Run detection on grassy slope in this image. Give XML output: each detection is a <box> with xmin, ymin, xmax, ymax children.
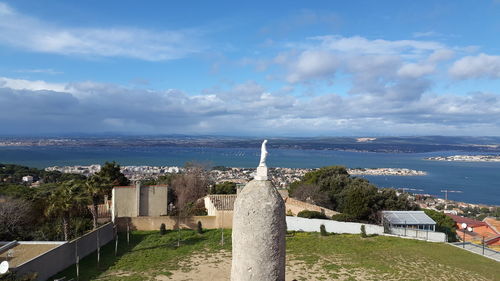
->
<box><xmin>53</xmin><ymin>230</ymin><xmax>499</xmax><ymax>281</ymax></box>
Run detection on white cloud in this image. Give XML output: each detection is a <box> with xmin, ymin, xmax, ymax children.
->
<box><xmin>312</xmin><ymin>35</ymin><xmax>445</xmax><ymax>58</ymax></box>
<box><xmin>0</xmin><ymin>2</ymin><xmax>13</xmax><ymax>15</ymax></box>
<box><xmin>397</xmin><ymin>63</ymin><xmax>435</xmax><ymax>78</ymax></box>
<box><xmin>412</xmin><ymin>31</ymin><xmax>440</xmax><ymax>38</ymax></box>
<box><xmin>286</xmin><ymin>50</ymin><xmax>339</xmax><ymax>83</ymax></box>
<box><xmin>0</xmin><ymin>77</ymin><xmax>70</xmax><ymax>92</ymax></box>
<box><xmin>15</xmin><ymin>69</ymin><xmax>62</xmax><ymax>75</ymax></box>
<box><xmin>449</xmin><ymin>53</ymin><xmax>500</xmax><ymax>79</ymax></box>
<box><xmin>0</xmin><ymin>2</ymin><xmax>203</xmax><ymax>61</ymax></box>
<box><xmin>1</xmin><ymin>77</ymin><xmax>500</xmax><ymax>136</ymax></box>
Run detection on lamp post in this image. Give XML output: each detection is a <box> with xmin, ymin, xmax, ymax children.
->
<box><xmin>461</xmin><ymin>223</ymin><xmax>467</xmax><ymax>248</ymax></box>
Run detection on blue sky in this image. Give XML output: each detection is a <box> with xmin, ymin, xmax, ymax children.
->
<box><xmin>1</xmin><ymin>0</ymin><xmax>500</xmax><ymax>136</ymax></box>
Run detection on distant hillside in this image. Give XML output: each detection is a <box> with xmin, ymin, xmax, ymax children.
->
<box><xmin>2</xmin><ymin>135</ymin><xmax>500</xmax><ymax>153</ymax></box>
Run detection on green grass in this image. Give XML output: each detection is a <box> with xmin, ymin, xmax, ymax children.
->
<box><xmin>286</xmin><ymin>232</ymin><xmax>499</xmax><ymax>280</ymax></box>
<box><xmin>53</xmin><ymin>230</ymin><xmax>500</xmax><ymax>281</ymax></box>
<box><xmin>53</xmin><ymin>229</ymin><xmax>231</xmax><ymax>281</ymax></box>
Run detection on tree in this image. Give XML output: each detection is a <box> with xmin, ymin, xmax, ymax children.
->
<box><xmin>423</xmin><ymin>209</ymin><xmax>458</xmax><ymax>242</ymax></box>
<box><xmin>0</xmin><ymin>198</ymin><xmax>34</xmax><ymax>240</ymax></box>
<box><xmin>45</xmin><ymin>180</ymin><xmax>87</xmax><ymax>240</ymax></box>
<box><xmin>171</xmin><ymin>164</ymin><xmax>211</xmax><ymax>215</ymax></box>
<box><xmin>85</xmin><ymin>174</ymin><xmax>112</xmax><ymax>229</ymax></box>
<box><xmin>289</xmin><ymin>165</ymin><xmax>417</xmax><ymax>223</ymax></box>
<box><xmin>97</xmin><ymin>161</ymin><xmax>129</xmax><ymax>186</ymax></box>
<box><xmin>211</xmin><ymin>181</ymin><xmax>237</xmax><ymax>194</ymax></box>
<box><xmin>290</xmin><ymin>184</ymin><xmax>330</xmax><ymax>207</ymax></box>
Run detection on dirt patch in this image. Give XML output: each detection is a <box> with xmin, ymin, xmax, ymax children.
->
<box><xmin>155</xmin><ymin>251</ymin><xmax>371</xmax><ymax>281</ymax></box>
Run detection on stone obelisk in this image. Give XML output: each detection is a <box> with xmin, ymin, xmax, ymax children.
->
<box><xmin>231</xmin><ymin>140</ymin><xmax>286</xmax><ymax>281</ymax></box>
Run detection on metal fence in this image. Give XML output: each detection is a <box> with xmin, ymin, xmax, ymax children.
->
<box><xmin>387</xmin><ymin>227</ymin><xmax>446</xmax><ymax>242</ymax></box>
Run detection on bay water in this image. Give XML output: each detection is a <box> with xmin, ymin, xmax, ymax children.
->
<box><xmin>0</xmin><ymin>146</ymin><xmax>498</xmax><ymax>206</ymax></box>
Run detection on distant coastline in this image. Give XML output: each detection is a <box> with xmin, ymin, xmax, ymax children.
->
<box><xmin>1</xmin><ymin>135</ymin><xmax>500</xmax><ymax>154</ymax></box>
<box><xmin>347</xmin><ymin>168</ymin><xmax>427</xmax><ymax>176</ymax></box>
<box><xmin>425</xmin><ymin>155</ymin><xmax>500</xmax><ymax>162</ymax></box>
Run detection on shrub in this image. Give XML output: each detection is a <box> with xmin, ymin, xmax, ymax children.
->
<box><xmin>160</xmin><ymin>223</ymin><xmax>167</xmax><ymax>235</ymax></box>
<box><xmin>320</xmin><ymin>224</ymin><xmax>327</xmax><ymax>236</ymax></box>
<box><xmin>286</xmin><ymin>209</ymin><xmax>294</xmax><ymax>216</ymax></box>
<box><xmin>360</xmin><ymin>225</ymin><xmax>367</xmax><ymax>238</ymax></box>
<box><xmin>297</xmin><ymin>210</ymin><xmax>328</xmax><ymax>219</ymax></box>
<box><xmin>197</xmin><ymin>221</ymin><xmax>203</xmax><ymax>234</ymax></box>
<box><xmin>331</xmin><ymin>213</ymin><xmax>357</xmax><ymax>222</ymax></box>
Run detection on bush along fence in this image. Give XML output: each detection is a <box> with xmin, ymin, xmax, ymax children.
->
<box><xmin>13</xmin><ymin>222</ymin><xmax>115</xmax><ymax>281</ymax></box>
<box><xmin>286</xmin><ymin>216</ymin><xmax>447</xmax><ymax>243</ymax></box>
<box><xmin>286</xmin><ymin>216</ymin><xmax>384</xmax><ymax>235</ymax></box>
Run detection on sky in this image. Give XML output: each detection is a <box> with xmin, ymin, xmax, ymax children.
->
<box><xmin>1</xmin><ymin>0</ymin><xmax>500</xmax><ymax>136</ymax></box>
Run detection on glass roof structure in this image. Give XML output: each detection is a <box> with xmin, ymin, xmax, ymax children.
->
<box><xmin>382</xmin><ymin>211</ymin><xmax>436</xmax><ymax>225</ymax></box>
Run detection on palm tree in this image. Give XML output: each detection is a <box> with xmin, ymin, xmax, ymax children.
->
<box><xmin>85</xmin><ymin>174</ymin><xmax>112</xmax><ymax>229</ymax></box>
<box><xmin>45</xmin><ymin>180</ymin><xmax>87</xmax><ymax>241</ymax></box>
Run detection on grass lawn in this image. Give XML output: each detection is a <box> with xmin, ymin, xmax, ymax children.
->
<box><xmin>53</xmin><ymin>230</ymin><xmax>499</xmax><ymax>281</ymax></box>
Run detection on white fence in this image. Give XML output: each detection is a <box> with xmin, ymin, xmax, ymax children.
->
<box><xmin>388</xmin><ymin>227</ymin><xmax>446</xmax><ymax>242</ymax></box>
<box><xmin>286</xmin><ymin>216</ymin><xmax>384</xmax><ymax>235</ymax></box>
<box><xmin>286</xmin><ymin>217</ymin><xmax>447</xmax><ymax>243</ymax></box>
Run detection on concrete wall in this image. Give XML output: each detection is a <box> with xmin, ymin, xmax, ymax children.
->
<box><xmin>112</xmin><ymin>185</ymin><xmax>168</xmax><ymax>218</ymax></box>
<box><xmin>286</xmin><ymin>216</ymin><xmax>384</xmax><ymax>235</ymax></box>
<box><xmin>14</xmin><ymin>223</ymin><xmax>115</xmax><ymax>281</ymax></box>
<box><xmin>389</xmin><ymin>227</ymin><xmax>446</xmax><ymax>242</ymax></box>
<box><xmin>141</xmin><ymin>186</ymin><xmax>168</xmax><ymax>216</ymax></box>
<box><xmin>115</xmin><ymin>215</ymin><xmax>233</xmax><ymax>231</ymax></box>
<box><xmin>112</xmin><ymin>186</ymin><xmax>137</xmax><ymax>217</ymax></box>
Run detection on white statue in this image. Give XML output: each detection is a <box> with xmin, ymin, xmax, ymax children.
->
<box><xmin>259</xmin><ymin>139</ymin><xmax>268</xmax><ymax>167</ymax></box>
<box><xmin>255</xmin><ymin>140</ymin><xmax>268</xmax><ymax>180</ymax></box>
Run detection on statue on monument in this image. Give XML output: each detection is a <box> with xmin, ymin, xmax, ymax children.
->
<box><xmin>259</xmin><ymin>139</ymin><xmax>268</xmax><ymax>167</ymax></box>
<box><xmin>255</xmin><ymin>139</ymin><xmax>268</xmax><ymax>180</ymax></box>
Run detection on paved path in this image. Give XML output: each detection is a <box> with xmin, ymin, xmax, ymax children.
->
<box><xmin>450</xmin><ymin>242</ymin><xmax>500</xmax><ymax>262</ymax></box>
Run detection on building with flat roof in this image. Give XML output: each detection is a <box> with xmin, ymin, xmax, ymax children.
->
<box><xmin>382</xmin><ymin>211</ymin><xmax>436</xmax><ymax>231</ymax></box>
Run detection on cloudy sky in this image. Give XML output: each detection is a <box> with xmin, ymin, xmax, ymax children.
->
<box><xmin>1</xmin><ymin>0</ymin><xmax>500</xmax><ymax>136</ymax></box>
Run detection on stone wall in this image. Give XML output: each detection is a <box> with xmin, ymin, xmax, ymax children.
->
<box><xmin>285</xmin><ymin>197</ymin><xmax>339</xmax><ymax>217</ymax></box>
<box><xmin>115</xmin><ymin>215</ymin><xmax>233</xmax><ymax>231</ymax></box>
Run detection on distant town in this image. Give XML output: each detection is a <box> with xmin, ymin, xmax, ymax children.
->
<box><xmin>44</xmin><ymin>165</ymin><xmax>426</xmax><ymax>188</ymax></box>
<box><xmin>425</xmin><ymin>155</ymin><xmax>500</xmax><ymax>162</ymax></box>
<box><xmin>43</xmin><ymin>164</ymin><xmax>498</xmax><ymax>213</ymax></box>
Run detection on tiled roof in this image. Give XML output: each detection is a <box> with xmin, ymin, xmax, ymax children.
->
<box><xmin>483</xmin><ymin>217</ymin><xmax>500</xmax><ymax>234</ymax></box>
<box><xmin>207</xmin><ymin>194</ymin><xmax>237</xmax><ymax>211</ymax></box>
<box><xmin>113</xmin><ymin>185</ymin><xmax>168</xmax><ymax>188</ymax></box>
<box><xmin>446</xmin><ymin>214</ymin><xmax>487</xmax><ymax>227</ymax></box>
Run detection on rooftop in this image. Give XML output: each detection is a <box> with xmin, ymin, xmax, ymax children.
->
<box><xmin>446</xmin><ymin>214</ymin><xmax>487</xmax><ymax>228</ymax></box>
<box><xmin>382</xmin><ymin>211</ymin><xmax>436</xmax><ymax>225</ymax></box>
<box><xmin>0</xmin><ymin>242</ymin><xmax>62</xmax><ymax>268</ymax></box>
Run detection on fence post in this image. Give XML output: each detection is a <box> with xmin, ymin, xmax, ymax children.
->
<box><xmin>482</xmin><ymin>236</ymin><xmax>485</xmax><ymax>255</ymax></box>
<box><xmin>127</xmin><ymin>223</ymin><xmax>130</xmax><ymax>246</ymax></box>
<box><xmin>97</xmin><ymin>228</ymin><xmax>100</xmax><ymax>268</ymax></box>
<box><xmin>76</xmin><ymin>255</ymin><xmax>79</xmax><ymax>281</ymax></box>
<box><xmin>115</xmin><ymin>228</ymin><xmax>119</xmax><ymax>256</ymax></box>
<box><xmin>75</xmin><ymin>240</ymin><xmax>79</xmax><ymax>281</ymax></box>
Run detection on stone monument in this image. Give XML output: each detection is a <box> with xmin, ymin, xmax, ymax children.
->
<box><xmin>231</xmin><ymin>140</ymin><xmax>286</xmax><ymax>281</ymax></box>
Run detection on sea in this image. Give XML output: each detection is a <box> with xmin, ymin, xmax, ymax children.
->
<box><xmin>0</xmin><ymin>146</ymin><xmax>499</xmax><ymax>206</ymax></box>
